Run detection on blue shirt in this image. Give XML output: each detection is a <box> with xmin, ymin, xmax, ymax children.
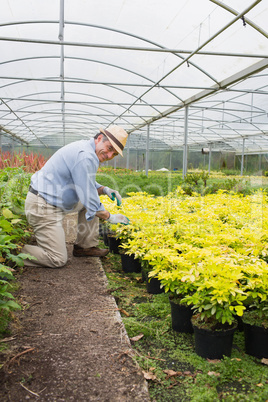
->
<box><xmin>31</xmin><ymin>138</ymin><xmax>105</xmax><ymax>220</ymax></box>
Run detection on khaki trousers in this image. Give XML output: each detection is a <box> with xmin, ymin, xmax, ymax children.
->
<box><xmin>22</xmin><ymin>192</ymin><xmax>99</xmax><ymax>268</ymax></box>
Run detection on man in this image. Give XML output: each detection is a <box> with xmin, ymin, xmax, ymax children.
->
<box><xmin>22</xmin><ymin>125</ymin><xmax>129</xmax><ymax>268</ymax></box>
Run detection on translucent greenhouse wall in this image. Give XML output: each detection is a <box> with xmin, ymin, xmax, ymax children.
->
<box><xmin>1</xmin><ymin>141</ymin><xmax>267</xmax><ymax>175</ymax></box>
<box><xmin>105</xmin><ymin>149</ymin><xmax>268</xmax><ymax>175</ymax></box>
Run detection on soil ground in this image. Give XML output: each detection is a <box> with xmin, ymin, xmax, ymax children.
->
<box><xmin>0</xmin><ymin>214</ymin><xmax>150</xmax><ymax>401</ymax></box>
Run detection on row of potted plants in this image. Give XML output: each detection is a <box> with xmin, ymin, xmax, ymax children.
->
<box><xmin>101</xmin><ymin>189</ymin><xmax>268</xmax><ymax>359</ymax></box>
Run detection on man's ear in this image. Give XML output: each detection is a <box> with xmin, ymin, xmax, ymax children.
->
<box><xmin>96</xmin><ymin>134</ymin><xmax>104</xmax><ymax>144</ymax></box>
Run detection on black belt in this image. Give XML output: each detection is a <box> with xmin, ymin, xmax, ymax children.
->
<box><xmin>29</xmin><ymin>185</ymin><xmax>39</xmax><ymax>196</ymax></box>
<box><xmin>28</xmin><ymin>186</ymin><xmax>57</xmax><ymax>208</ymax></box>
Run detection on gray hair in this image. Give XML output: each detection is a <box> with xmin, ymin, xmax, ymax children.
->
<box><xmin>94</xmin><ymin>132</ymin><xmax>109</xmax><ymax>142</ymax></box>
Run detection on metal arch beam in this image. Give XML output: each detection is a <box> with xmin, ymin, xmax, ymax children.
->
<box><xmin>0</xmin><ymin>10</ymin><xmax>266</xmax><ymax>150</ymax></box>
<box><xmin>187</xmin><ymin>99</ymin><xmax>268</xmax><ymax>134</ymax></box>
<box><xmin>1</xmin><ymin>96</ymin><xmax>186</xmax><ymax>108</ymax></box>
<box><xmin>0</xmin><ymin>55</ymin><xmax>184</xmax><ymax>103</ymax></box>
<box><xmin>1</xmin><ymin>101</ymin><xmax>141</xmax><ymax>139</ymax></box>
<box><xmin>3</xmin><ymin>97</ymin><xmax>153</xmax><ymax>129</ymax></box>
<box><xmin>174</xmin><ymin>99</ymin><xmax>267</xmax><ymax>126</ymax></box>
<box><xmin>128</xmin><ymin>58</ymin><xmax>268</xmax><ymax>134</ymax></box>
<box><xmin>1</xmin><ymin>73</ymin><xmax>268</xmax><ymax>94</ymax></box>
<box><xmin>133</xmin><ymin>112</ymin><xmax>267</xmax><ymax>151</ymax></box>
<box><xmin>0</xmin><ymin>84</ymin><xmax>151</xmax><ymax>136</ymax></box>
<box><xmin>0</xmin><ymin>93</ymin><xmax>148</xmax><ymax>130</ymax></box>
<box><xmin>201</xmin><ymin>131</ymin><xmax>268</xmax><ymax>144</ymax></box>
<box><xmin>1</xmin><ymin>33</ymin><xmax>267</xmax><ymax>59</ymax></box>
<box><xmin>210</xmin><ymin>0</ymin><xmax>268</xmax><ymax>39</ymax></box>
<box><xmin>1</xmin><ymin>19</ymin><xmax>267</xmax><ymax>56</ymax></box>
<box><xmin>0</xmin><ymin>19</ymin><xmax>220</xmax><ymax>86</ymax></box>
<box><xmin>0</xmin><ymin>76</ymin><xmax>162</xmax><ymax>123</ymax></box>
<box><xmin>114</xmin><ymin>0</ymin><xmax>262</xmax><ymax>125</ymax></box>
<box><xmin>0</xmin><ymin>98</ymin><xmax>47</xmax><ymax>147</ymax></box>
<box><xmin>0</xmin><ymin>9</ymin><xmax>266</xmax><ymax>146</ymax></box>
<box><xmin>0</xmin><ymin>125</ymin><xmax>29</xmax><ymax>145</ymax></box>
<box><xmin>0</xmin><ymin>75</ymin><xmax>218</xmax><ymax>89</ymax></box>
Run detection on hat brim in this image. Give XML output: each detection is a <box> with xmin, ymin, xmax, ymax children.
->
<box><xmin>99</xmin><ymin>128</ymin><xmax>124</xmax><ymax>156</ymax></box>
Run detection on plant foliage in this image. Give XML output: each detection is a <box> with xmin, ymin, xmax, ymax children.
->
<box><xmin>102</xmin><ymin>187</ymin><xmax>268</xmax><ymax>327</ymax></box>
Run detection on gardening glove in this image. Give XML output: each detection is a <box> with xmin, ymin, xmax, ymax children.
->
<box><xmin>103</xmin><ymin>186</ymin><xmax>122</xmax><ymax>206</ymax></box>
<box><xmin>108</xmin><ymin>213</ymin><xmax>130</xmax><ymax>225</ymax></box>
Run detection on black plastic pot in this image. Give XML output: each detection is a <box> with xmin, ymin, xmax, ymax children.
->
<box><xmin>100</xmin><ymin>224</ymin><xmax>110</xmax><ymax>243</ymax></box>
<box><xmin>103</xmin><ymin>232</ymin><xmax>109</xmax><ymax>246</ymax></box>
<box><xmin>169</xmin><ymin>297</ymin><xmax>193</xmax><ymax>333</ymax></box>
<box><xmin>141</xmin><ymin>269</ymin><xmax>147</xmax><ymax>282</ymax></box>
<box><xmin>107</xmin><ymin>235</ymin><xmax>121</xmax><ymax>254</ymax></box>
<box><xmin>192</xmin><ymin>323</ymin><xmax>236</xmax><ymax>359</ymax></box>
<box><xmin>146</xmin><ymin>277</ymin><xmax>164</xmax><ymax>295</ymax></box>
<box><xmin>243</xmin><ymin>322</ymin><xmax>268</xmax><ymax>359</ymax></box>
<box><xmin>99</xmin><ymin>223</ymin><xmax>105</xmax><ymax>238</ymax></box>
<box><xmin>120</xmin><ymin>253</ymin><xmax>142</xmax><ymax>273</ymax></box>
<box><xmin>235</xmin><ymin>315</ymin><xmax>244</xmax><ymax>332</ymax></box>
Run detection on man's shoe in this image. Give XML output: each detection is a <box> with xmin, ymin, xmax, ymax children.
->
<box><xmin>73</xmin><ymin>244</ymin><xmax>109</xmax><ymax>257</ymax></box>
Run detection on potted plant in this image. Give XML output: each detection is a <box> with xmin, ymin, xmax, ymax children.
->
<box><xmin>242</xmin><ymin>302</ymin><xmax>268</xmax><ymax>359</ymax></box>
<box><xmin>120</xmin><ymin>251</ymin><xmax>142</xmax><ymax>274</ymax></box>
<box><xmin>153</xmin><ymin>255</ymin><xmax>197</xmax><ymax>333</ymax></box>
<box><xmin>111</xmin><ymin>222</ymin><xmax>143</xmax><ymax>273</ymax></box>
<box><xmin>183</xmin><ymin>258</ymin><xmax>247</xmax><ymax>359</ymax></box>
<box><xmin>104</xmin><ymin>223</ymin><xmax>123</xmax><ymax>254</ymax></box>
<box><xmin>241</xmin><ymin>264</ymin><xmax>268</xmax><ymax>358</ymax></box>
<box><xmin>168</xmin><ymin>293</ymin><xmax>194</xmax><ymax>334</ymax></box>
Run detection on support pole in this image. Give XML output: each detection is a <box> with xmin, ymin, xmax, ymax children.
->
<box><xmin>208</xmin><ymin>144</ymin><xmax>212</xmax><ymax>173</ymax></box>
<box><xmin>59</xmin><ymin>0</ymin><xmax>65</xmax><ymax>145</ymax></box>
<box><xmin>241</xmin><ymin>138</ymin><xmax>245</xmax><ymax>176</ymax></box>
<box><xmin>126</xmin><ymin>136</ymin><xmax>130</xmax><ymax>169</ymax></box>
<box><xmin>145</xmin><ymin>125</ymin><xmax>150</xmax><ymax>176</ymax></box>
<box><xmin>183</xmin><ymin>106</ymin><xmax>189</xmax><ymax>179</ymax></box>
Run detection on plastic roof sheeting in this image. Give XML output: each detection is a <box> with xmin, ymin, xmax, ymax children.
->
<box><xmin>0</xmin><ymin>0</ymin><xmax>268</xmax><ymax>154</ymax></box>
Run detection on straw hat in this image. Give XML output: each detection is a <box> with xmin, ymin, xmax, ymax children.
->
<box><xmin>99</xmin><ymin>125</ymin><xmax>128</xmax><ymax>157</ymax></box>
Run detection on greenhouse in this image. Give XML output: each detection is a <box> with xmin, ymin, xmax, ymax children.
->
<box><xmin>1</xmin><ymin>2</ymin><xmax>268</xmax><ymax>401</ymax></box>
<box><xmin>0</xmin><ymin>0</ymin><xmax>268</xmax><ymax>174</ymax></box>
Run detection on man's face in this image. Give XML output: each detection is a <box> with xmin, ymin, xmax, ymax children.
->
<box><xmin>95</xmin><ymin>135</ymin><xmax>119</xmax><ymax>162</ymax></box>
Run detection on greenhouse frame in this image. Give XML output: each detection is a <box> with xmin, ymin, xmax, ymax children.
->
<box><xmin>0</xmin><ymin>0</ymin><xmax>268</xmax><ymax>174</ymax></box>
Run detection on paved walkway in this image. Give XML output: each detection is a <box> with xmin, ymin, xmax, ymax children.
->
<box><xmin>0</xmin><ymin>215</ymin><xmax>150</xmax><ymax>401</ymax></box>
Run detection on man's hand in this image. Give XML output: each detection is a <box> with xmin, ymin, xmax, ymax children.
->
<box><xmin>108</xmin><ymin>214</ymin><xmax>129</xmax><ymax>225</ymax></box>
<box><xmin>103</xmin><ymin>186</ymin><xmax>122</xmax><ymax>206</ymax></box>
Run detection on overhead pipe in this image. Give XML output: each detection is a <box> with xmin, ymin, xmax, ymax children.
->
<box><xmin>117</xmin><ymin>0</ymin><xmax>262</xmax><ymax>123</ymax></box>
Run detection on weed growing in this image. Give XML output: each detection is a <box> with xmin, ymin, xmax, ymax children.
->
<box><xmin>102</xmin><ymin>245</ymin><xmax>268</xmax><ymax>402</ymax></box>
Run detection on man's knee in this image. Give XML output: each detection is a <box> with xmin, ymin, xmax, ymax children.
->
<box><xmin>46</xmin><ymin>250</ymin><xmax>68</xmax><ymax>268</ymax></box>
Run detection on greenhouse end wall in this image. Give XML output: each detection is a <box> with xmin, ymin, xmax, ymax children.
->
<box><xmin>1</xmin><ymin>145</ymin><xmax>268</xmax><ymax>175</ymax></box>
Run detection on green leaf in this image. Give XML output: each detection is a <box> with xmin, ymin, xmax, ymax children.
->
<box><xmin>11</xmin><ymin>218</ymin><xmax>21</xmax><ymax>224</ymax></box>
<box><xmin>0</xmin><ymin>219</ymin><xmax>13</xmax><ymax>232</ymax></box>
<box><xmin>234</xmin><ymin>305</ymin><xmax>246</xmax><ymax>316</ymax></box>
<box><xmin>204</xmin><ymin>304</ymin><xmax>213</xmax><ymax>310</ymax></box>
<box><xmin>2</xmin><ymin>208</ymin><xmax>13</xmax><ymax>219</ymax></box>
<box><xmin>211</xmin><ymin>305</ymin><xmax>216</xmax><ymax>315</ymax></box>
<box><xmin>0</xmin><ymin>300</ymin><xmax>21</xmax><ymax>311</ymax></box>
<box><xmin>17</xmin><ymin>253</ymin><xmax>37</xmax><ymax>261</ymax></box>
